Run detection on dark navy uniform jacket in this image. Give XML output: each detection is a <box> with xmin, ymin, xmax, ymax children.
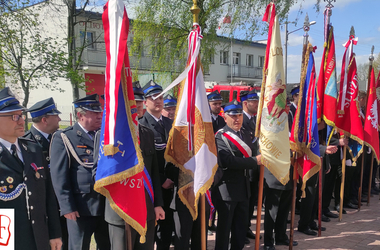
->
<box><xmin>213</xmin><ymin>125</ymin><xmax>259</xmax><ymax>202</ymax></box>
<box><xmin>24</xmin><ymin>126</ymin><xmax>51</xmax><ymax>164</ymax></box>
<box><xmin>0</xmin><ymin>138</ymin><xmax>61</xmax><ymax>250</ymax></box>
<box><xmin>212</xmin><ymin>115</ymin><xmax>226</xmax><ymax>134</ymax></box>
<box><xmin>50</xmin><ymin>122</ymin><xmax>105</xmax><ymax>217</ymax></box>
<box><xmin>139</xmin><ymin>112</ymin><xmax>177</xmax><ymax>208</ymax></box>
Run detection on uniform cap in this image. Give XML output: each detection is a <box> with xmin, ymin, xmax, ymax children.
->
<box><xmin>0</xmin><ymin>87</ymin><xmax>25</xmax><ymax>113</ymax></box>
<box><xmin>224</xmin><ymin>100</ymin><xmax>243</xmax><ymax>115</ymax></box>
<box><xmin>142</xmin><ymin>80</ymin><xmax>163</xmax><ymax>97</ymax></box>
<box><xmin>207</xmin><ymin>90</ymin><xmax>223</xmax><ymax>102</ymax></box>
<box><xmin>27</xmin><ymin>97</ymin><xmax>61</xmax><ymax>118</ymax></box>
<box><xmin>133</xmin><ymin>81</ymin><xmax>144</xmax><ymax>101</ymax></box>
<box><xmin>73</xmin><ymin>94</ymin><xmax>103</xmax><ymax>112</ymax></box>
<box><xmin>163</xmin><ymin>94</ymin><xmax>177</xmax><ymax>108</ymax></box>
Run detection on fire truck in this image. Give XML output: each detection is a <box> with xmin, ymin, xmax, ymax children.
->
<box><xmin>205</xmin><ymin>82</ymin><xmax>261</xmax><ymax>104</ymax></box>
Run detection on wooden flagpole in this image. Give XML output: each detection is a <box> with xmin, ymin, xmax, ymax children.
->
<box><xmin>190</xmin><ymin>3</ymin><xmax>207</xmax><ymax>250</ymax></box>
<box><xmin>358</xmin><ymin>154</ymin><xmax>364</xmax><ymax>210</ymax></box>
<box><xmin>255</xmin><ymin>164</ymin><xmax>265</xmax><ymax>250</ymax></box>
<box><xmin>318</xmin><ymin>157</ymin><xmax>323</xmax><ymax>237</ymax></box>
<box><xmin>289</xmin><ymin>153</ymin><xmax>298</xmax><ymax>250</ymax></box>
<box><xmin>366</xmin><ymin>46</ymin><xmax>375</xmax><ymax>206</ymax></box>
<box><xmin>339</xmin><ymin>147</ymin><xmax>347</xmax><ymax>221</ymax></box>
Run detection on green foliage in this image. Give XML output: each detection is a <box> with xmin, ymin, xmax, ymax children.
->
<box><xmin>357</xmin><ymin>52</ymin><xmax>380</xmax><ymax>83</ymax></box>
<box><xmin>131</xmin><ymin>0</ymin><xmax>320</xmax><ymax>75</ymax></box>
<box><xmin>0</xmin><ymin>0</ymin><xmax>69</xmax><ymax>109</ymax></box>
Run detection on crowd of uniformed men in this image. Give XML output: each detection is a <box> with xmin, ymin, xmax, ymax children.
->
<box><xmin>0</xmin><ymin>81</ymin><xmax>378</xmax><ymax>250</ymax></box>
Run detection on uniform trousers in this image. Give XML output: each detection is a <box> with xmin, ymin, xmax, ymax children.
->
<box><xmin>108</xmin><ymin>219</ymin><xmax>155</xmax><ymax>250</ymax></box>
<box><xmin>322</xmin><ymin>164</ymin><xmax>339</xmax><ymax>213</ymax></box>
<box><xmin>214</xmin><ymin>198</ymin><xmax>249</xmax><ymax>250</ymax></box>
<box><xmin>298</xmin><ymin>174</ymin><xmax>318</xmax><ymax>231</ymax></box>
<box><xmin>264</xmin><ymin>185</ymin><xmax>292</xmax><ymax>247</ymax></box>
<box><xmin>66</xmin><ymin>215</ymin><xmax>110</xmax><ymax>250</ymax></box>
<box><xmin>155</xmin><ymin>206</ymin><xmax>174</xmax><ymax>250</ymax></box>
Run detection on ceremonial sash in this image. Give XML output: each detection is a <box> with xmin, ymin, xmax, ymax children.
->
<box><xmin>222</xmin><ymin>131</ymin><xmax>252</xmax><ymax>158</ymax></box>
<box><xmin>142</xmin><ymin>167</ymin><xmax>154</xmax><ymax>204</ymax></box>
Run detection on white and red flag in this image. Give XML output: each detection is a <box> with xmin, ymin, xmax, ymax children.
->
<box><xmin>364</xmin><ymin>68</ymin><xmax>380</xmax><ymax>163</ymax></box>
<box><xmin>95</xmin><ymin>0</ymin><xmax>149</xmax><ymax>242</ymax></box>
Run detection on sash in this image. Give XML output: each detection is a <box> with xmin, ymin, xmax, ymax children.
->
<box><xmin>142</xmin><ymin>167</ymin><xmax>154</xmax><ymax>204</ymax></box>
<box><xmin>222</xmin><ymin>131</ymin><xmax>252</xmax><ymax>157</ymax></box>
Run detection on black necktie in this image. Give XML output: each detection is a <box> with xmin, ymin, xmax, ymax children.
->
<box><xmin>47</xmin><ymin>134</ymin><xmax>52</xmax><ymax>141</ymax></box>
<box><xmin>88</xmin><ymin>131</ymin><xmax>96</xmax><ymax>140</ymax></box>
<box><xmin>237</xmin><ymin>131</ymin><xmax>243</xmax><ymax>140</ymax></box>
<box><xmin>11</xmin><ymin>144</ymin><xmax>23</xmax><ymax>166</ymax></box>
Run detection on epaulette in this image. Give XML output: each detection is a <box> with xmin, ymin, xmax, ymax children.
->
<box><xmin>216</xmin><ymin>128</ymin><xmax>225</xmax><ymax>136</ymax></box>
<box><xmin>61</xmin><ymin>126</ymin><xmax>74</xmax><ymax>133</ymax></box>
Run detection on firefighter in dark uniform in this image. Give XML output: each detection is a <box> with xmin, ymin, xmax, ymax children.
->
<box><xmin>213</xmin><ymin>100</ymin><xmax>261</xmax><ymax>250</ymax></box>
<box><xmin>161</xmin><ymin>94</ymin><xmax>177</xmax><ymax>120</ymax></box>
<box><xmin>139</xmin><ymin>80</ymin><xmax>176</xmax><ymax>250</ymax></box>
<box><xmin>240</xmin><ymin>90</ymin><xmax>261</xmax><ymax>242</ymax></box>
<box><xmin>0</xmin><ymin>87</ymin><xmax>62</xmax><ymax>250</ymax></box>
<box><xmin>208</xmin><ymin>90</ymin><xmax>226</xmax><ymax>133</ymax></box>
<box><xmin>288</xmin><ymin>85</ymin><xmax>299</xmax><ymax>135</ymax></box>
<box><xmin>23</xmin><ymin>97</ymin><xmax>69</xmax><ymax>250</ymax></box>
<box><xmin>95</xmin><ymin>81</ymin><xmax>165</xmax><ymax>250</ymax></box>
<box><xmin>50</xmin><ymin>94</ymin><xmax>110</xmax><ymax>250</ymax></box>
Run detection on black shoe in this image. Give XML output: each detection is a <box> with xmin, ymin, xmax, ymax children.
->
<box><xmin>287</xmin><ymin>219</ymin><xmax>291</xmax><ymax>224</ymax></box>
<box><xmin>324</xmin><ymin>211</ymin><xmax>339</xmax><ymax>218</ymax></box>
<box><xmin>246</xmin><ymin>229</ymin><xmax>256</xmax><ymax>239</ymax></box>
<box><xmin>371</xmin><ymin>188</ymin><xmax>379</xmax><ymax>195</ymax></box>
<box><xmin>310</xmin><ymin>224</ymin><xmax>326</xmax><ymax>231</ymax></box>
<box><xmin>373</xmin><ymin>186</ymin><xmax>380</xmax><ymax>192</ymax></box>
<box><xmin>298</xmin><ymin>228</ymin><xmax>317</xmax><ymax>236</ymax></box>
<box><xmin>245</xmin><ymin>237</ymin><xmax>250</xmax><ymax>244</ymax></box>
<box><xmin>264</xmin><ymin>246</ymin><xmax>276</xmax><ymax>250</ymax></box>
<box><xmin>344</xmin><ymin>202</ymin><xmax>358</xmax><ymax>209</ymax></box>
<box><xmin>350</xmin><ymin>198</ymin><xmax>359</xmax><ymax>205</ymax></box>
<box><xmin>334</xmin><ymin>205</ymin><xmax>347</xmax><ymax>214</ymax></box>
<box><xmin>251</xmin><ymin>214</ymin><xmax>257</xmax><ymax>219</ymax></box>
<box><xmin>322</xmin><ymin>214</ymin><xmax>330</xmax><ymax>222</ymax></box>
<box><xmin>276</xmin><ymin>239</ymin><xmax>298</xmax><ymax>246</ymax></box>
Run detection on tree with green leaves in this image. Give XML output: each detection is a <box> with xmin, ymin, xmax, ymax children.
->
<box><xmin>131</xmin><ymin>0</ymin><xmax>321</xmax><ymax>75</ymax></box>
<box><xmin>0</xmin><ymin>0</ymin><xmax>69</xmax><ymax>128</ymax></box>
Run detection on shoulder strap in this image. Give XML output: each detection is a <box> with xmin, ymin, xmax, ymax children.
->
<box><xmin>221</xmin><ymin>133</ymin><xmax>235</xmax><ymax>157</ymax></box>
<box><xmin>61</xmin><ymin>133</ymin><xmax>94</xmax><ymax>168</ymax></box>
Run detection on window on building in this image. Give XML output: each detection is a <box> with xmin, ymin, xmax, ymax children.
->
<box><xmin>80</xmin><ymin>31</ymin><xmax>95</xmax><ymax>49</ymax></box>
<box><xmin>233</xmin><ymin>53</ymin><xmax>240</xmax><ymax>65</ymax></box>
<box><xmin>210</xmin><ymin>54</ymin><xmax>214</xmax><ymax>64</ymax></box>
<box><xmin>258</xmin><ymin>56</ymin><xmax>265</xmax><ymax>68</ymax></box>
<box><xmin>246</xmin><ymin>54</ymin><xmax>254</xmax><ymax>67</ymax></box>
<box><xmin>220</xmin><ymin>51</ymin><xmax>229</xmax><ymax>64</ymax></box>
<box><xmin>220</xmin><ymin>90</ymin><xmax>229</xmax><ymax>104</ymax></box>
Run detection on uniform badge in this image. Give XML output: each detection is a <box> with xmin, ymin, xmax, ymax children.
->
<box><xmin>77</xmin><ymin>130</ymin><xmax>82</xmax><ymax>136</ymax></box>
<box><xmin>0</xmin><ymin>186</ymin><xmax>7</xmax><ymax>193</ymax></box>
<box><xmin>95</xmin><ymin>95</ymin><xmax>99</xmax><ymax>101</ymax></box>
<box><xmin>83</xmin><ymin>158</ymin><xmax>89</xmax><ymax>163</ymax></box>
<box><xmin>22</xmin><ymin>143</ymin><xmax>27</xmax><ymax>151</ymax></box>
<box><xmin>86</xmin><ymin>149</ymin><xmax>91</xmax><ymax>155</ymax></box>
<box><xmin>9</xmin><ymin>185</ymin><xmax>13</xmax><ymax>189</ymax></box>
<box><xmin>234</xmin><ymin>100</ymin><xmax>238</xmax><ymax>105</ymax></box>
<box><xmin>35</xmin><ymin>134</ymin><xmax>41</xmax><ymax>141</ymax></box>
<box><xmin>30</xmin><ymin>163</ymin><xmax>40</xmax><ymax>179</ymax></box>
<box><xmin>6</xmin><ymin>177</ymin><xmax>13</xmax><ymax>184</ymax></box>
<box><xmin>46</xmin><ymin>156</ymin><xmax>50</xmax><ymax>162</ymax></box>
<box><xmin>167</xmin><ymin>95</ymin><xmax>172</xmax><ymax>99</ymax></box>
<box><xmin>150</xmin><ymin>81</ymin><xmax>155</xmax><ymax>86</ymax></box>
<box><xmin>136</xmin><ymin>82</ymin><xmax>141</xmax><ymax>88</ymax></box>
<box><xmin>35</xmin><ymin>172</ymin><xmax>40</xmax><ymax>179</ymax></box>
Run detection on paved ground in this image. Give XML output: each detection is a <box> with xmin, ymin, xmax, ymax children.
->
<box><xmin>205</xmin><ymin>195</ymin><xmax>380</xmax><ymax>250</ymax></box>
<box><xmin>91</xmin><ymin>194</ymin><xmax>380</xmax><ymax>250</ymax></box>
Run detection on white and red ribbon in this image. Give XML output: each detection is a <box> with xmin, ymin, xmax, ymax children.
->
<box><xmin>222</xmin><ymin>131</ymin><xmax>252</xmax><ymax>158</ymax></box>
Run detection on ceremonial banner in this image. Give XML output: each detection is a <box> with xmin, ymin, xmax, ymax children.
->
<box><xmin>255</xmin><ymin>3</ymin><xmax>290</xmax><ymax>185</ymax></box>
<box><xmin>364</xmin><ymin>68</ymin><xmax>380</xmax><ymax>163</ymax></box>
<box><xmin>94</xmin><ymin>0</ymin><xmax>147</xmax><ymax>241</ymax></box>
<box><xmin>290</xmin><ymin>44</ymin><xmax>320</xmax><ymax>196</ymax></box>
<box><xmin>377</xmin><ymin>71</ymin><xmax>380</xmax><ymax>131</ymax></box>
<box><xmin>335</xmin><ymin>35</ymin><xmax>364</xmax><ymax>163</ymax></box>
<box><xmin>164</xmin><ymin>25</ymin><xmax>218</xmax><ymax>219</ymax></box>
<box><xmin>317</xmin><ymin>24</ymin><xmax>338</xmax><ymax>144</ymax></box>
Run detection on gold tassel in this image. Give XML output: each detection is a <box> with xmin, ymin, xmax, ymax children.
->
<box><xmin>103</xmin><ymin>144</ymin><xmax>119</xmax><ymax>156</ymax></box>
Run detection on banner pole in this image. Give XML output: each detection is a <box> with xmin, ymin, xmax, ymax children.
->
<box><xmin>125</xmin><ymin>223</ymin><xmax>133</xmax><ymax>250</ymax></box>
<box><xmin>339</xmin><ymin>146</ymin><xmax>347</xmax><ymax>221</ymax></box>
<box><xmin>289</xmin><ymin>153</ymin><xmax>298</xmax><ymax>250</ymax></box>
<box><xmin>200</xmin><ymin>194</ymin><xmax>206</xmax><ymax>250</ymax></box>
<box><xmin>318</xmin><ymin>157</ymin><xmax>323</xmax><ymax>237</ymax></box>
<box><xmin>255</xmin><ymin>164</ymin><xmax>265</xmax><ymax>250</ymax></box>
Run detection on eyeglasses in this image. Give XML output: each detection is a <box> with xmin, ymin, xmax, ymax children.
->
<box><xmin>0</xmin><ymin>114</ymin><xmax>26</xmax><ymax>121</ymax></box>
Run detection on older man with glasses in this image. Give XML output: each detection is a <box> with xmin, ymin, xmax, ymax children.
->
<box><xmin>0</xmin><ymin>87</ymin><xmax>62</xmax><ymax>250</ymax></box>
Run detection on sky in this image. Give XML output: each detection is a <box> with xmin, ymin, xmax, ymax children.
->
<box><xmin>252</xmin><ymin>0</ymin><xmax>380</xmax><ymax>85</ymax></box>
<box><xmin>87</xmin><ymin>0</ymin><xmax>379</xmax><ymax>87</ymax></box>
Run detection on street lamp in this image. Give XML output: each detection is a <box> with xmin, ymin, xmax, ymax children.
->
<box><xmin>284</xmin><ymin>18</ymin><xmax>316</xmax><ymax>85</ymax></box>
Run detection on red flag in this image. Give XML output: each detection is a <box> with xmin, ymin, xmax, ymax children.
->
<box><xmin>335</xmin><ymin>36</ymin><xmax>364</xmax><ymax>162</ymax></box>
<box><xmin>376</xmin><ymin>71</ymin><xmax>380</xmax><ymax>131</ymax></box>
<box><xmin>364</xmin><ymin>69</ymin><xmax>380</xmax><ymax>163</ymax></box>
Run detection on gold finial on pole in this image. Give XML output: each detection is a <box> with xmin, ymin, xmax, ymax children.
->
<box><xmin>190</xmin><ymin>0</ymin><xmax>200</xmax><ymax>24</ymax></box>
